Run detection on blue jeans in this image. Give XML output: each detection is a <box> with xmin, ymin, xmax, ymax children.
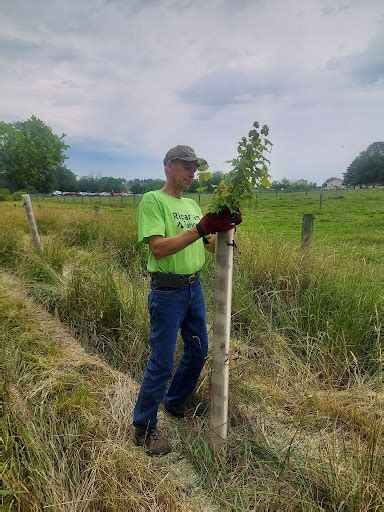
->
<box><xmin>133</xmin><ymin>278</ymin><xmax>208</xmax><ymax>428</ymax></box>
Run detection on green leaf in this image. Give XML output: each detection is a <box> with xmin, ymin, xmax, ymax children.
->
<box><xmin>0</xmin><ymin>490</ymin><xmax>12</xmax><ymax>496</ymax></box>
<box><xmin>260</xmin><ymin>177</ymin><xmax>271</xmax><ymax>187</ymax></box>
<box><xmin>197</xmin><ymin>158</ymin><xmax>209</xmax><ymax>172</ymax></box>
<box><xmin>198</xmin><ymin>171</ymin><xmax>213</xmax><ymax>183</ymax></box>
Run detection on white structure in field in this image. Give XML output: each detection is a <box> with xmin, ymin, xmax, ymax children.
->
<box><xmin>323</xmin><ymin>178</ymin><xmax>344</xmax><ymax>189</ymax></box>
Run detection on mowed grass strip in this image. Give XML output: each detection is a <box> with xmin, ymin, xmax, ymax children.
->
<box><xmin>0</xmin><ymin>275</ymin><xmax>218</xmax><ymax>511</ymax></box>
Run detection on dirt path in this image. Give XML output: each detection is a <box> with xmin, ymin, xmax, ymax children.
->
<box><xmin>1</xmin><ymin>271</ymin><xmax>220</xmax><ymax>512</ymax></box>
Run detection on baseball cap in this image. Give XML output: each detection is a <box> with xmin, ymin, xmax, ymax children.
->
<box><xmin>163</xmin><ymin>145</ymin><xmax>199</xmax><ymax>165</ymax></box>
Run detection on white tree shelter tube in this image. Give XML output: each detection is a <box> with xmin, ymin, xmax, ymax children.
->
<box><xmin>210</xmin><ymin>228</ymin><xmax>235</xmax><ymax>447</ymax></box>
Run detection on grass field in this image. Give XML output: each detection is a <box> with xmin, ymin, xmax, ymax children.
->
<box><xmin>1</xmin><ymin>189</ymin><xmax>383</xmax><ymax>511</ymax></box>
<box><xmin>31</xmin><ymin>188</ymin><xmax>384</xmax><ymax>265</ymax></box>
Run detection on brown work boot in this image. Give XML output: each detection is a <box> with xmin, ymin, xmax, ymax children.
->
<box><xmin>164</xmin><ymin>403</ymin><xmax>186</xmax><ymax>418</ymax></box>
<box><xmin>134</xmin><ymin>425</ymin><xmax>172</xmax><ymax>456</ymax></box>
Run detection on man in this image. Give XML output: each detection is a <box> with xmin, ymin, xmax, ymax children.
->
<box><xmin>133</xmin><ymin>145</ymin><xmax>241</xmax><ymax>455</ymax></box>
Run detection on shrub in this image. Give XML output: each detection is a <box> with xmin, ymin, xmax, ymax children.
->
<box><xmin>0</xmin><ymin>187</ymin><xmax>11</xmax><ymax>201</ymax></box>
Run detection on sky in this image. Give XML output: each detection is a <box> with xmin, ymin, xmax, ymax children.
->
<box><xmin>1</xmin><ymin>0</ymin><xmax>383</xmax><ymax>185</ymax></box>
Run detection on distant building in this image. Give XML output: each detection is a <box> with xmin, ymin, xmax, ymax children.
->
<box><xmin>322</xmin><ymin>178</ymin><xmax>344</xmax><ymax>189</ymax></box>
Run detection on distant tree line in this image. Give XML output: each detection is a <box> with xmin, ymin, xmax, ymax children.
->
<box><xmin>343</xmin><ymin>142</ymin><xmax>384</xmax><ymax>188</ymax></box>
<box><xmin>2</xmin><ymin>116</ymin><xmax>382</xmax><ymax>195</ymax></box>
<box><xmin>77</xmin><ymin>173</ymin><xmax>226</xmax><ymax>195</ymax></box>
<box><xmin>270</xmin><ymin>178</ymin><xmax>319</xmax><ymax>191</ymax></box>
<box><xmin>0</xmin><ymin>116</ymin><xmax>224</xmax><ymax>195</ymax></box>
<box><xmin>0</xmin><ymin>116</ymin><xmax>225</xmax><ymax>195</ymax></box>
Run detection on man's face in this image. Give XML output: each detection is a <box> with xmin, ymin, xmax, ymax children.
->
<box><xmin>168</xmin><ymin>160</ymin><xmax>198</xmax><ymax>191</ymax></box>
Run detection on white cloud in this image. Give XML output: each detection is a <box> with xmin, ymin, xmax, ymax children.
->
<box><xmin>0</xmin><ymin>0</ymin><xmax>383</xmax><ymax>182</ymax></box>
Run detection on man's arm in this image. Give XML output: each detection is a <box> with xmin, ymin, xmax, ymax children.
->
<box><xmin>149</xmin><ymin>210</ymin><xmax>240</xmax><ymax>260</ymax></box>
<box><xmin>149</xmin><ymin>228</ymin><xmax>200</xmax><ymax>260</ymax></box>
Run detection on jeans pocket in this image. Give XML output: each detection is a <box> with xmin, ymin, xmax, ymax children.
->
<box><xmin>154</xmin><ymin>286</ymin><xmax>180</xmax><ymax>294</ymax></box>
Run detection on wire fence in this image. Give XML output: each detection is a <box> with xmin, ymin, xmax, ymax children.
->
<box><xmin>28</xmin><ymin>187</ymin><xmax>356</xmax><ymax>209</ymax></box>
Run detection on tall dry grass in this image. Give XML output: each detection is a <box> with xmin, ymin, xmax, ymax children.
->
<box><xmin>1</xmin><ymin>203</ymin><xmax>383</xmax><ymax>511</ymax></box>
<box><xmin>1</xmin><ymin>278</ymin><xmax>218</xmax><ymax>511</ymax></box>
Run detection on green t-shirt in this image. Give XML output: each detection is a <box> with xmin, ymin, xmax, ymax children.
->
<box><xmin>138</xmin><ymin>190</ymin><xmax>205</xmax><ymax>274</ymax></box>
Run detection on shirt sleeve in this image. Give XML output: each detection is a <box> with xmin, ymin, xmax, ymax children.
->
<box><xmin>137</xmin><ymin>193</ymin><xmax>165</xmax><ymax>243</ymax></box>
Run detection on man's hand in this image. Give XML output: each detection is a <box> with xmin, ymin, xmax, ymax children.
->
<box><xmin>203</xmin><ymin>234</ymin><xmax>216</xmax><ymax>253</ymax></box>
<box><xmin>196</xmin><ymin>210</ymin><xmax>242</xmax><ymax>237</ymax></box>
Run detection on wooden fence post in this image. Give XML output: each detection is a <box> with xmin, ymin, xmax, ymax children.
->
<box><xmin>210</xmin><ymin>228</ymin><xmax>235</xmax><ymax>449</ymax></box>
<box><xmin>301</xmin><ymin>214</ymin><xmax>314</xmax><ymax>250</ymax></box>
<box><xmin>21</xmin><ymin>194</ymin><xmax>41</xmax><ymax>251</ymax></box>
<box><xmin>320</xmin><ymin>190</ymin><xmax>323</xmax><ymax>210</ymax></box>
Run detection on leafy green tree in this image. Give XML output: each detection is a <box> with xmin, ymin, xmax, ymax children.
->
<box><xmin>0</xmin><ymin>172</ymin><xmax>12</xmax><ymax>191</ymax></box>
<box><xmin>142</xmin><ymin>179</ymin><xmax>165</xmax><ymax>193</ymax></box>
<box><xmin>0</xmin><ymin>116</ymin><xmax>68</xmax><ymax>192</ymax></box>
<box><xmin>272</xmin><ymin>178</ymin><xmax>318</xmax><ymax>191</ymax></box>
<box><xmin>271</xmin><ymin>177</ymin><xmax>291</xmax><ymax>190</ymax></box>
<box><xmin>77</xmin><ymin>174</ymin><xmax>101</xmax><ymax>192</ymax></box>
<box><xmin>191</xmin><ymin>171</ymin><xmax>225</xmax><ymax>194</ymax></box>
<box><xmin>343</xmin><ymin>142</ymin><xmax>384</xmax><ymax>187</ymax></box>
<box><xmin>189</xmin><ymin>179</ymin><xmax>199</xmax><ymax>192</ymax></box>
<box><xmin>129</xmin><ymin>181</ymin><xmax>142</xmax><ymax>195</ymax></box>
<box><xmin>127</xmin><ymin>178</ymin><xmax>165</xmax><ymax>194</ymax></box>
<box><xmin>194</xmin><ymin>159</ymin><xmax>210</xmax><ymax>203</ymax></box>
<box><xmin>198</xmin><ymin>121</ymin><xmax>272</xmax><ymax>213</ymax></box>
<box><xmin>98</xmin><ymin>176</ymin><xmax>127</xmax><ymax>193</ymax></box>
<box><xmin>208</xmin><ymin>171</ymin><xmax>225</xmax><ymax>191</ymax></box>
<box><xmin>54</xmin><ymin>166</ymin><xmax>77</xmax><ymax>192</ymax></box>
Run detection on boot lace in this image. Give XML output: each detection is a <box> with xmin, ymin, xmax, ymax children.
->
<box><xmin>148</xmin><ymin>429</ymin><xmax>160</xmax><ymax>441</ymax></box>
